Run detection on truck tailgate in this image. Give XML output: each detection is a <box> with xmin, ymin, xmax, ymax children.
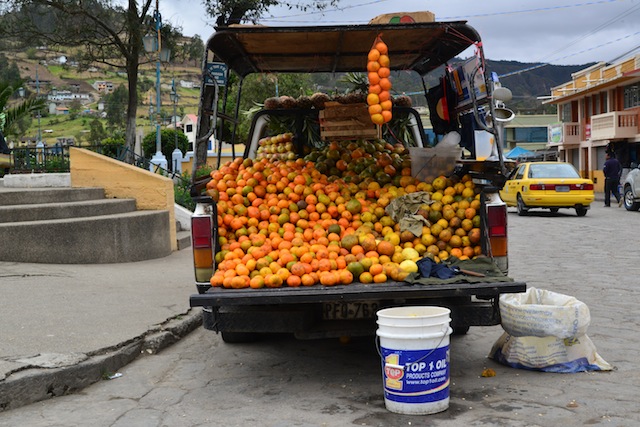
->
<box><xmin>190</xmin><ymin>281</ymin><xmax>526</xmax><ymax>307</ymax></box>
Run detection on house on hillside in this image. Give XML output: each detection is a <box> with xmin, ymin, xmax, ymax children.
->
<box><xmin>543</xmin><ymin>54</ymin><xmax>640</xmax><ymax>192</ymax></box>
<box><xmin>93</xmin><ymin>81</ymin><xmax>114</xmax><ymax>94</ymax></box>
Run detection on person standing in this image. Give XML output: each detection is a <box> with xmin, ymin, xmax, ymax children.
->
<box><xmin>603</xmin><ymin>152</ymin><xmax>622</xmax><ymax>207</ymax></box>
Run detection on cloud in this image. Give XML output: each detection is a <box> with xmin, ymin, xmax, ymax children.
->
<box><xmin>160</xmin><ymin>0</ymin><xmax>640</xmax><ymax>65</ymax></box>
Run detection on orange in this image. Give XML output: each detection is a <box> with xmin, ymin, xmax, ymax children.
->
<box><xmin>368</xmin><ymin>72</ymin><xmax>380</xmax><ymax>85</ymax></box>
<box><xmin>370</xmin><ymin>113</ymin><xmax>384</xmax><ymax>125</ymax></box>
<box><xmin>378</xmin><ymin>67</ymin><xmax>390</xmax><ymax>78</ymax></box>
<box><xmin>367</xmin><ymin>61</ymin><xmax>381</xmax><ymax>73</ymax></box>
<box><xmin>375</xmin><ymin>41</ymin><xmax>388</xmax><ymax>55</ymax></box>
<box><xmin>377</xmin><ymin>240</ymin><xmax>395</xmax><ymax>257</ymax></box>
<box><xmin>378</xmin><ymin>54</ymin><xmax>390</xmax><ymax>68</ymax></box>
<box><xmin>368</xmin><ymin>104</ymin><xmax>382</xmax><ymax>115</ymax></box>
<box><xmin>369</xmin><ymin>263</ymin><xmax>384</xmax><ymax>276</ymax></box>
<box><xmin>367</xmin><ymin>93</ymin><xmax>380</xmax><ymax>106</ymax></box>
<box><xmin>379</xmin><ymin>78</ymin><xmax>392</xmax><ymax>91</ymax></box>
<box><xmin>368</xmin><ymin>48</ymin><xmax>381</xmax><ymax>61</ymax></box>
<box><xmin>286</xmin><ymin>275</ymin><xmax>301</xmax><ymax>287</ymax></box>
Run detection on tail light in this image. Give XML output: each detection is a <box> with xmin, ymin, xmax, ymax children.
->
<box><xmin>192</xmin><ymin>203</ymin><xmax>215</xmax><ymax>285</ymax></box>
<box><xmin>529</xmin><ymin>183</ymin><xmax>593</xmax><ymax>191</ymax></box>
<box><xmin>483</xmin><ymin>192</ymin><xmax>508</xmax><ymax>274</ymax></box>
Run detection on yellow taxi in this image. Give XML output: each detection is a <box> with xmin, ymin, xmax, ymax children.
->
<box><xmin>499</xmin><ymin>162</ymin><xmax>594</xmax><ymax>216</ymax></box>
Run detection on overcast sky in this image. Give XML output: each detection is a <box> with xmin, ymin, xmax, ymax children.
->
<box><xmin>161</xmin><ymin>0</ymin><xmax>640</xmax><ymax>66</ymax></box>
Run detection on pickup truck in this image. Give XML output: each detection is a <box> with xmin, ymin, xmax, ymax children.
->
<box><xmin>189</xmin><ymin>16</ymin><xmax>526</xmax><ymax>342</ymax></box>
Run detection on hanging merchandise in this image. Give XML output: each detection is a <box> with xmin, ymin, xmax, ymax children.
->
<box><xmin>427</xmin><ymin>71</ymin><xmax>459</xmax><ymax>136</ymax></box>
<box><xmin>367</xmin><ymin>34</ymin><xmax>392</xmax><ymax>125</ymax></box>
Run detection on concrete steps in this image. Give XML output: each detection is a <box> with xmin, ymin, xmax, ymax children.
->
<box><xmin>0</xmin><ymin>187</ymin><xmax>174</xmax><ymax>264</ymax></box>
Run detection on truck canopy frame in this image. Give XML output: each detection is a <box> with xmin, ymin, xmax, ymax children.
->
<box><xmin>204</xmin><ymin>21</ymin><xmax>481</xmax><ymax>77</ymax></box>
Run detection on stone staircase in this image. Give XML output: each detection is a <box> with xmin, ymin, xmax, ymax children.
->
<box><xmin>0</xmin><ymin>185</ymin><xmax>191</xmax><ymax>264</ymax></box>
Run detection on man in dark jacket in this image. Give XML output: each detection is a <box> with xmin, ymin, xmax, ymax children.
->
<box><xmin>603</xmin><ymin>152</ymin><xmax>622</xmax><ymax>207</ymax></box>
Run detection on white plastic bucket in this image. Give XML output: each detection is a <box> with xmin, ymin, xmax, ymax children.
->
<box><xmin>376</xmin><ymin>306</ymin><xmax>452</xmax><ymax>415</ymax></box>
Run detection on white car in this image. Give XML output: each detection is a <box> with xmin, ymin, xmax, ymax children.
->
<box><xmin>622</xmin><ymin>163</ymin><xmax>640</xmax><ymax>211</ymax></box>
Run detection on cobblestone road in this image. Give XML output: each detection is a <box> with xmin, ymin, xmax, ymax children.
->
<box><xmin>0</xmin><ymin>202</ymin><xmax>638</xmax><ymax>427</ymax></box>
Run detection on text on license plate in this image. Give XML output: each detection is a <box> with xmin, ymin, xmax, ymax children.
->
<box><xmin>555</xmin><ymin>185</ymin><xmax>570</xmax><ymax>192</ymax></box>
<box><xmin>323</xmin><ymin>302</ymin><xmax>380</xmax><ymax>320</ymax></box>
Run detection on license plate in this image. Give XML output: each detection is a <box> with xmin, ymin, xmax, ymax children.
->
<box><xmin>323</xmin><ymin>302</ymin><xmax>380</xmax><ymax>320</ymax></box>
<box><xmin>555</xmin><ymin>185</ymin><xmax>570</xmax><ymax>192</ymax></box>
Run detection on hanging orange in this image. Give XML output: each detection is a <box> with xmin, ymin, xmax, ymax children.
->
<box><xmin>366</xmin><ymin>93</ymin><xmax>380</xmax><ymax>106</ymax></box>
<box><xmin>368</xmin><ymin>104</ymin><xmax>383</xmax><ymax>115</ymax></box>
<box><xmin>379</xmin><ymin>78</ymin><xmax>392</xmax><ymax>91</ymax></box>
<box><xmin>375</xmin><ymin>41</ymin><xmax>388</xmax><ymax>55</ymax></box>
<box><xmin>368</xmin><ymin>72</ymin><xmax>380</xmax><ymax>85</ymax></box>
<box><xmin>378</xmin><ymin>67</ymin><xmax>390</xmax><ymax>78</ymax></box>
<box><xmin>368</xmin><ymin>84</ymin><xmax>382</xmax><ymax>95</ymax></box>
<box><xmin>378</xmin><ymin>91</ymin><xmax>390</xmax><ymax>102</ymax></box>
<box><xmin>368</xmin><ymin>49</ymin><xmax>381</xmax><ymax>61</ymax></box>
<box><xmin>370</xmin><ymin>113</ymin><xmax>384</xmax><ymax>125</ymax></box>
<box><xmin>367</xmin><ymin>61</ymin><xmax>381</xmax><ymax>73</ymax></box>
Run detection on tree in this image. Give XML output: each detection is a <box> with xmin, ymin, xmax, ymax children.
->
<box><xmin>103</xmin><ymin>84</ymin><xmax>128</xmax><ymax>130</ymax></box>
<box><xmin>88</xmin><ymin>118</ymin><xmax>107</xmax><ymax>145</ymax></box>
<box><xmin>0</xmin><ymin>80</ymin><xmax>45</xmax><ymax>139</ymax></box>
<box><xmin>2</xmin><ymin>0</ymin><xmax>180</xmax><ymax>164</ymax></box>
<box><xmin>142</xmin><ymin>128</ymin><xmax>189</xmax><ymax>170</ymax></box>
<box><xmin>202</xmin><ymin>0</ymin><xmax>339</xmax><ymax>27</ymax></box>
<box><xmin>0</xmin><ymin>55</ymin><xmax>22</xmax><ymax>85</ymax></box>
<box><xmin>185</xmin><ymin>35</ymin><xmax>204</xmax><ymax>67</ymax></box>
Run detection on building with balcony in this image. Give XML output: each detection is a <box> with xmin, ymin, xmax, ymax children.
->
<box><xmin>544</xmin><ymin>55</ymin><xmax>640</xmax><ymax>191</ymax></box>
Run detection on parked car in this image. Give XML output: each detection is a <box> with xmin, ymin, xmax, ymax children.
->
<box><xmin>499</xmin><ymin>161</ymin><xmax>594</xmax><ymax>216</ymax></box>
<box><xmin>622</xmin><ymin>163</ymin><xmax>640</xmax><ymax>211</ymax></box>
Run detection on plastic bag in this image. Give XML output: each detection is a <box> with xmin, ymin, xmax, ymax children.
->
<box><xmin>489</xmin><ymin>333</ymin><xmax>613</xmax><ymax>373</ymax></box>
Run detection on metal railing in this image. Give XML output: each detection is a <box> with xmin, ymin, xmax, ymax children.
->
<box><xmin>7</xmin><ymin>144</ymin><xmax>189</xmax><ymax>187</ymax></box>
<box><xmin>10</xmin><ymin>145</ymin><xmax>71</xmax><ymax>174</ymax></box>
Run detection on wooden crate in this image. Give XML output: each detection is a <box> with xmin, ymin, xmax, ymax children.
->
<box><xmin>319</xmin><ymin>102</ymin><xmax>378</xmax><ymax>141</ymax></box>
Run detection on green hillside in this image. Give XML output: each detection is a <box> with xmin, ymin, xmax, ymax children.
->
<box><xmin>4</xmin><ymin>46</ymin><xmax>589</xmax><ymax>147</ymax></box>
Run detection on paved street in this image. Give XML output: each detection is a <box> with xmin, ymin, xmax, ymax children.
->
<box><xmin>1</xmin><ymin>202</ymin><xmax>639</xmax><ymax>426</ymax></box>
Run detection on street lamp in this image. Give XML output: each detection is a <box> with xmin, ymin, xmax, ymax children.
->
<box><xmin>169</xmin><ymin>79</ymin><xmax>182</xmax><ymax>173</ymax></box>
<box><xmin>35</xmin><ymin>66</ymin><xmax>42</xmax><ymax>146</ymax></box>
<box><xmin>148</xmin><ymin>0</ymin><xmax>167</xmax><ymax>171</ymax></box>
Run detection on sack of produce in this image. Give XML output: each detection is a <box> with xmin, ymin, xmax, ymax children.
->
<box><xmin>499</xmin><ymin>287</ymin><xmax>590</xmax><ymax>339</ymax></box>
<box><xmin>490</xmin><ymin>287</ymin><xmax>612</xmax><ymax>373</ymax></box>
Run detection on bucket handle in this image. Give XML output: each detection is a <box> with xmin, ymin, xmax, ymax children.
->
<box><xmin>375</xmin><ymin>326</ymin><xmax>449</xmax><ymax>368</ymax></box>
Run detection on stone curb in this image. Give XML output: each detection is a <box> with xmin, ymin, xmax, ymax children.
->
<box><xmin>0</xmin><ymin>309</ymin><xmax>202</xmax><ymax>412</ymax></box>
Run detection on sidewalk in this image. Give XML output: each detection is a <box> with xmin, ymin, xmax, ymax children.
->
<box><xmin>0</xmin><ymin>248</ymin><xmax>202</xmax><ymax>412</ymax></box>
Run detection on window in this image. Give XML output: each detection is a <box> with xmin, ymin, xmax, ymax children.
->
<box><xmin>624</xmin><ymin>83</ymin><xmax>640</xmax><ymax>109</ymax></box>
<box><xmin>561</xmin><ymin>103</ymin><xmax>571</xmax><ymax>122</ymax></box>
<box><xmin>186</xmin><ymin>124</ymin><xmax>193</xmax><ymax>133</ymax></box>
<box><xmin>528</xmin><ymin>163</ymin><xmax>580</xmax><ymax>179</ymax></box>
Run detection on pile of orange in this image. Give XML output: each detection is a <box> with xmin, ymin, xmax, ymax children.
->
<box><xmin>205</xmin><ymin>140</ymin><xmax>483</xmax><ymax>289</ymax></box>
<box><xmin>366</xmin><ymin>36</ymin><xmax>392</xmax><ymax>125</ymax></box>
